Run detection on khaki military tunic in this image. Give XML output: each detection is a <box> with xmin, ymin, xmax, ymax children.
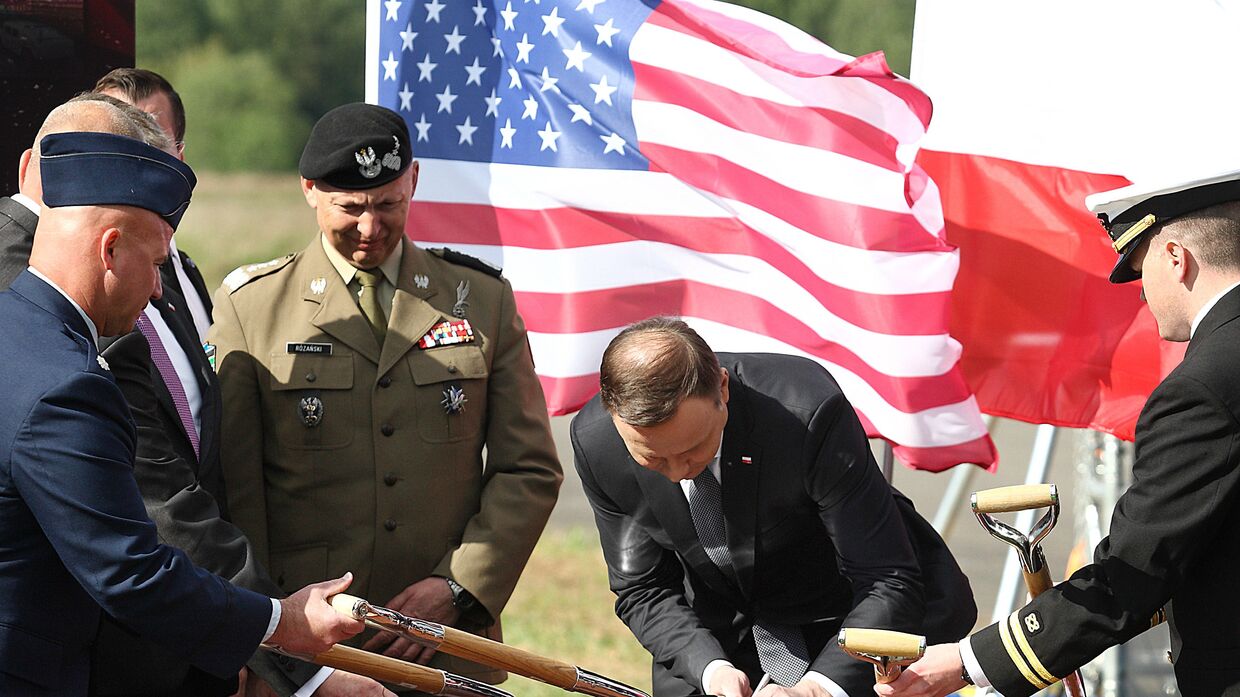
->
<box><xmin>208</xmin><ymin>236</ymin><xmax>562</xmax><ymax>682</ymax></box>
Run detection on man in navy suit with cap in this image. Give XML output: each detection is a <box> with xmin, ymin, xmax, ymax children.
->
<box><xmin>880</xmin><ymin>170</ymin><xmax>1240</xmax><ymax>697</ymax></box>
<box><xmin>0</xmin><ymin>121</ymin><xmax>364</xmax><ymax>696</ymax></box>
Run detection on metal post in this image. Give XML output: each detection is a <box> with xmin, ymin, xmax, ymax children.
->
<box><xmin>930</xmin><ymin>415</ymin><xmax>991</xmax><ymax>538</ymax></box>
<box><xmin>988</xmin><ymin>424</ymin><xmax>1058</xmax><ymax>624</ymax></box>
<box><xmin>881</xmin><ymin>442</ymin><xmax>895</xmax><ymax>483</ymax></box>
<box><xmin>930</xmin><ymin>465</ymin><xmax>976</xmax><ymax>538</ymax></box>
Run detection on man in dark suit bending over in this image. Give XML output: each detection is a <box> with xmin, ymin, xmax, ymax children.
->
<box><xmin>571</xmin><ymin>318</ymin><xmax>974</xmax><ymax>697</ymax></box>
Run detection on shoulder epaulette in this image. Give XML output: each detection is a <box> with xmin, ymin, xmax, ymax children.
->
<box><xmin>221</xmin><ymin>254</ymin><xmax>295</xmax><ymax>293</ymax></box>
<box><xmin>429</xmin><ymin>247</ymin><xmax>502</xmax><ymax>278</ymax></box>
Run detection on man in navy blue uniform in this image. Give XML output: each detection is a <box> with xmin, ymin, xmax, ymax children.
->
<box><xmin>880</xmin><ymin>170</ymin><xmax>1240</xmax><ymax>697</ymax></box>
<box><xmin>0</xmin><ymin>122</ymin><xmax>364</xmax><ymax>696</ymax></box>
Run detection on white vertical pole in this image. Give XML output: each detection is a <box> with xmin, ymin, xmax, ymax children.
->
<box><xmin>989</xmin><ymin>424</ymin><xmax>1058</xmax><ymax>624</ymax></box>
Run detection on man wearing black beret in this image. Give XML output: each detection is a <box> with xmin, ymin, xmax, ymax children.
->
<box><xmin>208</xmin><ymin>103</ymin><xmax>563</xmax><ymax>685</ymax></box>
<box><xmin>881</xmin><ymin>169</ymin><xmax>1240</xmax><ymax>697</ymax></box>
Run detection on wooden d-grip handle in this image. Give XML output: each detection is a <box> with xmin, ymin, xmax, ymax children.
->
<box><xmin>266</xmin><ymin>644</ymin><xmax>446</xmax><ymax>692</ymax></box>
<box><xmin>838</xmin><ymin>629</ymin><xmax>925</xmax><ymax>661</ymax></box>
<box><xmin>972</xmin><ymin>484</ymin><xmax>1056</xmax><ymax>513</ymax></box>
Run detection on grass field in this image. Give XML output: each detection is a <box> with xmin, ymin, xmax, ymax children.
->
<box><xmin>179</xmin><ymin>173</ymin><xmax>653</xmax><ymax>695</ymax></box>
<box><xmin>501</xmin><ymin>528</ymin><xmax>653</xmax><ymax>696</ymax></box>
<box><xmin>175</xmin><ymin>172</ymin><xmax>314</xmax><ymax>290</ymax></box>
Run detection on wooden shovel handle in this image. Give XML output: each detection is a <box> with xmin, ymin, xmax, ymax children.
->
<box><xmin>973</xmin><ymin>484</ymin><xmax>1056</xmax><ymax>513</ymax></box>
<box><xmin>330</xmin><ymin>593</ymin><xmax>579</xmax><ymax>689</ymax></box>
<box><xmin>264</xmin><ymin>644</ymin><xmax>446</xmax><ymax>692</ymax></box>
<box><xmin>441</xmin><ymin>625</ymin><xmax>579</xmax><ymax>688</ymax></box>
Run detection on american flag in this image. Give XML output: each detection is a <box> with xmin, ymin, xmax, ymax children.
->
<box><xmin>366</xmin><ymin>0</ymin><xmax>996</xmax><ymax>471</ymax></box>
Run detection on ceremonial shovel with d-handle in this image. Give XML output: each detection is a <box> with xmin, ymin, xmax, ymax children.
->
<box><xmin>837</xmin><ymin>628</ymin><xmax>925</xmax><ymax>684</ymax></box>
<box><xmin>261</xmin><ymin>643</ymin><xmax>513</xmax><ymax>697</ymax></box>
<box><xmin>972</xmin><ymin>484</ymin><xmax>1086</xmax><ymax>697</ymax></box>
<box><xmin>329</xmin><ymin>593</ymin><xmax>651</xmax><ymax>697</ymax></box>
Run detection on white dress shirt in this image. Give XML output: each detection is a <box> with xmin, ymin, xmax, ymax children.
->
<box><xmin>11</xmin><ymin>192</ymin><xmax>39</xmax><ymax>216</ymax></box>
<box><xmin>1190</xmin><ymin>280</ymin><xmax>1240</xmax><ymax>339</ymax></box>
<box><xmin>167</xmin><ymin>238</ymin><xmax>213</xmax><ymax>341</ymax></box>
<box><xmin>142</xmin><ymin>302</ymin><xmax>203</xmax><ymax>440</ymax></box>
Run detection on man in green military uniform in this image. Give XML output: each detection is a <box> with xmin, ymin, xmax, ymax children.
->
<box><xmin>208</xmin><ymin>103</ymin><xmax>563</xmax><ymax>684</ymax></box>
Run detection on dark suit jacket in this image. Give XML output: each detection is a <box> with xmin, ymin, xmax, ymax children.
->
<box><xmin>0</xmin><ymin>271</ymin><xmax>271</xmax><ymax>697</ymax></box>
<box><xmin>572</xmin><ymin>353</ymin><xmax>975</xmax><ymax>696</ymax></box>
<box><xmin>171</xmin><ymin>248</ymin><xmax>214</xmax><ymax>326</ymax></box>
<box><xmin>90</xmin><ymin>273</ymin><xmax>318</xmax><ymax>696</ymax></box>
<box><xmin>972</xmin><ymin>284</ymin><xmax>1240</xmax><ymax>697</ymax></box>
<box><xmin>0</xmin><ymin>194</ymin><xmax>37</xmax><ymax>290</ymax></box>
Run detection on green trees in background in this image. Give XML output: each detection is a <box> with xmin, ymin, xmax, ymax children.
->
<box><xmin>731</xmin><ymin>0</ymin><xmax>914</xmax><ymax>77</ymax></box>
<box><xmin>137</xmin><ymin>0</ymin><xmax>365</xmax><ymax>171</ymax></box>
<box><xmin>137</xmin><ymin>0</ymin><xmax>911</xmax><ymax>172</ymax></box>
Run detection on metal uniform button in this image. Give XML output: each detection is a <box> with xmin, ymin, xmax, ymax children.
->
<box><xmin>305</xmin><ymin>372</ymin><xmax>316</xmax><ymax>383</ymax></box>
<box><xmin>378</xmin><ymin>375</ymin><xmax>392</xmax><ymax>388</ymax></box>
<box><xmin>384</xmin><ymin>472</ymin><xmax>398</xmax><ymax>486</ymax></box>
<box><xmin>447</xmin><ymin>364</ymin><xmax>458</xmax><ymax>374</ymax></box>
<box><xmin>384</xmin><ymin>519</ymin><xmax>397</xmax><ymax>531</ymax></box>
<box><xmin>381</xmin><ymin>424</ymin><xmax>395</xmax><ymax>437</ymax></box>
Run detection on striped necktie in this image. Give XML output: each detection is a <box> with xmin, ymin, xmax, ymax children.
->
<box><xmin>135</xmin><ymin>313</ymin><xmax>200</xmax><ymax>460</ymax></box>
<box><xmin>687</xmin><ymin>467</ymin><xmax>810</xmax><ymax>687</ymax></box>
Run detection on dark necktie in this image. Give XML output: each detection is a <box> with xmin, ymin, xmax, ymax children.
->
<box><xmin>687</xmin><ymin>467</ymin><xmax>810</xmax><ymax>687</ymax></box>
<box><xmin>136</xmin><ymin>313</ymin><xmax>200</xmax><ymax>460</ymax></box>
<box><xmin>355</xmin><ymin>269</ymin><xmax>387</xmax><ymax>344</ymax></box>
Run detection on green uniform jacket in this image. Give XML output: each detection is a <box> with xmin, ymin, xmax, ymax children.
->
<box><xmin>209</xmin><ymin>236</ymin><xmax>562</xmax><ymax>682</ymax></box>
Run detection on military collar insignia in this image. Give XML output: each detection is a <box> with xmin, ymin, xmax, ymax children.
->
<box><xmin>415</xmin><ymin>273</ymin><xmax>429</xmax><ymax>289</ymax></box>
<box><xmin>310</xmin><ymin>277</ymin><xmax>327</xmax><ymax>295</ymax></box>
<box><xmin>96</xmin><ymin>354</ymin><xmax>110</xmax><ymax>371</ymax></box>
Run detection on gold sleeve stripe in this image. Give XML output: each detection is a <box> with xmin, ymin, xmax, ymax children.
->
<box><xmin>998</xmin><ymin>615</ymin><xmax>1051</xmax><ymax>690</ymax></box>
<box><xmin>1008</xmin><ymin>612</ymin><xmax>1057</xmax><ymax>686</ymax></box>
<box><xmin>1151</xmin><ymin>608</ymin><xmax>1167</xmax><ymax>628</ymax></box>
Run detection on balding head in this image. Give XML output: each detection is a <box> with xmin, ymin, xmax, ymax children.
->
<box><xmin>600</xmin><ymin>317</ymin><xmax>724</xmax><ymax>426</ymax></box>
<box><xmin>17</xmin><ymin>95</ymin><xmax>173</xmax><ymax>204</ymax></box>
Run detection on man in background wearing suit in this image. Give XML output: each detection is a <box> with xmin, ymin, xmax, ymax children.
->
<box><xmin>571</xmin><ymin>317</ymin><xmax>975</xmax><ymax>697</ymax></box>
<box><xmin>0</xmin><ymin>163</ymin><xmax>37</xmax><ymax>289</ymax></box>
<box><xmin>88</xmin><ymin>70</ymin><xmax>391</xmax><ymax>697</ymax></box>
<box><xmin>0</xmin><ymin>116</ymin><xmax>362</xmax><ymax>697</ymax></box>
<box><xmin>880</xmin><ymin>172</ymin><xmax>1240</xmax><ymax>697</ymax></box>
<box><xmin>95</xmin><ymin>68</ymin><xmax>213</xmax><ymax>340</ymax></box>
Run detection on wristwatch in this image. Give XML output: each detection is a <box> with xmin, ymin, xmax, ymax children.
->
<box><xmin>443</xmin><ymin>576</ymin><xmax>480</xmax><ymax>615</ymax></box>
<box><xmin>960</xmin><ymin>663</ymin><xmax>975</xmax><ymax>687</ymax></box>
